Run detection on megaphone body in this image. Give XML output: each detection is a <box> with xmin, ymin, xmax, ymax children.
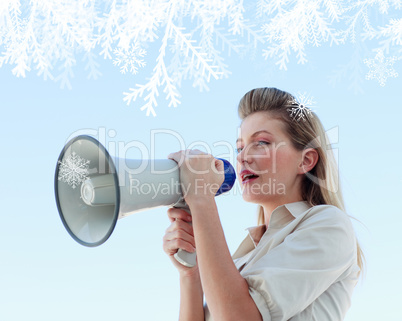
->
<box><xmin>55</xmin><ymin>135</ymin><xmax>236</xmax><ymax>267</ymax></box>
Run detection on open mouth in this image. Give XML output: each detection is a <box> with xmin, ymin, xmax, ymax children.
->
<box><xmin>241</xmin><ymin>171</ymin><xmax>259</xmax><ymax>183</ymax></box>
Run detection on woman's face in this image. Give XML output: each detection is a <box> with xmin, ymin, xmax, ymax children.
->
<box><xmin>236</xmin><ymin>111</ymin><xmax>304</xmax><ymax>206</ymax></box>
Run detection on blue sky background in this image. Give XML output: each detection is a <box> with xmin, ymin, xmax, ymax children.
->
<box><xmin>1</xmin><ymin>8</ymin><xmax>402</xmax><ymax>321</ymax></box>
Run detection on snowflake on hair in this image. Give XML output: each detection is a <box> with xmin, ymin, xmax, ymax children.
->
<box><xmin>287</xmin><ymin>93</ymin><xmax>315</xmax><ymax>122</ymax></box>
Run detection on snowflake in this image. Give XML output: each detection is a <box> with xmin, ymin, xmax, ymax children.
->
<box><xmin>287</xmin><ymin>93</ymin><xmax>315</xmax><ymax>122</ymax></box>
<box><xmin>58</xmin><ymin>152</ymin><xmax>90</xmax><ymax>189</ymax></box>
<box><xmin>363</xmin><ymin>49</ymin><xmax>398</xmax><ymax>86</ymax></box>
<box><xmin>113</xmin><ymin>44</ymin><xmax>147</xmax><ymax>75</ymax></box>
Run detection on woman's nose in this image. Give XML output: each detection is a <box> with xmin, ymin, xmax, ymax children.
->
<box><xmin>236</xmin><ymin>147</ymin><xmax>251</xmax><ymax>164</ymax></box>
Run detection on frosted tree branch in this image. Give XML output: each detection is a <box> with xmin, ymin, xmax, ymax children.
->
<box><xmin>0</xmin><ymin>0</ymin><xmax>401</xmax><ymax>115</ymax></box>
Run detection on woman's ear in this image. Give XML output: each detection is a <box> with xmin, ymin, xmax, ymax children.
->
<box><xmin>298</xmin><ymin>148</ymin><xmax>319</xmax><ymax>174</ymax></box>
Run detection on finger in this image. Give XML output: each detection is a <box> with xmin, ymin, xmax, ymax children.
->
<box><xmin>163</xmin><ymin>228</ymin><xmax>195</xmax><ymax>247</ymax></box>
<box><xmin>214</xmin><ymin>158</ymin><xmax>224</xmax><ymax>173</ymax></box>
<box><xmin>188</xmin><ymin>149</ymin><xmax>207</xmax><ymax>156</ymax></box>
<box><xmin>165</xmin><ymin>219</ymin><xmax>194</xmax><ymax>237</ymax></box>
<box><xmin>167</xmin><ymin>207</ymin><xmax>192</xmax><ymax>223</ymax></box>
<box><xmin>163</xmin><ymin>231</ymin><xmax>196</xmax><ymax>254</ymax></box>
<box><xmin>167</xmin><ymin>150</ymin><xmax>186</xmax><ymax>164</ymax></box>
<box><xmin>163</xmin><ymin>238</ymin><xmax>196</xmax><ymax>255</ymax></box>
<box><xmin>168</xmin><ymin>149</ymin><xmax>208</xmax><ymax>164</ymax></box>
<box><xmin>212</xmin><ymin>159</ymin><xmax>226</xmax><ymax>183</ymax></box>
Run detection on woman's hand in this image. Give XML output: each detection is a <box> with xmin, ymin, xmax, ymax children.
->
<box><xmin>164</xmin><ymin>208</ymin><xmax>205</xmax><ymax>320</ymax></box>
<box><xmin>163</xmin><ymin>207</ymin><xmax>199</xmax><ymax>276</ymax></box>
<box><xmin>167</xmin><ymin>149</ymin><xmax>225</xmax><ymax>205</ymax></box>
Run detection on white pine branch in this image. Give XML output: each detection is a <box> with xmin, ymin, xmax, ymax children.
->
<box><xmin>171</xmin><ymin>23</ymin><xmax>222</xmax><ymax>81</ymax></box>
<box><xmin>257</xmin><ymin>0</ymin><xmax>290</xmax><ymax>16</ymax></box>
<box><xmin>54</xmin><ymin>48</ymin><xmax>76</xmax><ymax>90</ymax></box>
<box><xmin>324</xmin><ymin>0</ymin><xmax>344</xmax><ymax>22</ymax></box>
<box><xmin>1</xmin><ymin>0</ymin><xmax>401</xmax><ymax>115</ymax></box>
<box><xmin>83</xmin><ymin>51</ymin><xmax>102</xmax><ymax>80</ymax></box>
<box><xmin>227</xmin><ymin>2</ymin><xmax>245</xmax><ymax>35</ymax></box>
<box><xmin>96</xmin><ymin>4</ymin><xmax>120</xmax><ymax>60</ymax></box>
<box><xmin>123</xmin><ymin>4</ymin><xmax>180</xmax><ymax>116</ymax></box>
<box><xmin>391</xmin><ymin>0</ymin><xmax>402</xmax><ymax>9</ymax></box>
<box><xmin>214</xmin><ymin>28</ymin><xmax>243</xmax><ymax>56</ymax></box>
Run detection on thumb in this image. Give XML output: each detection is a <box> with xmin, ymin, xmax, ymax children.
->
<box><xmin>213</xmin><ymin>159</ymin><xmax>226</xmax><ymax>183</ymax></box>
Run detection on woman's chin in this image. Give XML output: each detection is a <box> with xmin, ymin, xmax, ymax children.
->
<box><xmin>241</xmin><ymin>190</ymin><xmax>272</xmax><ymax>204</ymax></box>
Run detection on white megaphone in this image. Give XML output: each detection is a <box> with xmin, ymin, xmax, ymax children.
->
<box><xmin>54</xmin><ymin>135</ymin><xmax>236</xmax><ymax>267</ymax></box>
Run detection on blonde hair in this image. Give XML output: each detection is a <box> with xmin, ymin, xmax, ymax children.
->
<box><xmin>238</xmin><ymin>87</ymin><xmax>364</xmax><ymax>275</ymax></box>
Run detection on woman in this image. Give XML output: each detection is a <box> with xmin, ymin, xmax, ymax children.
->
<box><xmin>163</xmin><ymin>87</ymin><xmax>363</xmax><ymax>321</ymax></box>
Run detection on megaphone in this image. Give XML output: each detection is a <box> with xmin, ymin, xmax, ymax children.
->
<box><xmin>54</xmin><ymin>135</ymin><xmax>236</xmax><ymax>267</ymax></box>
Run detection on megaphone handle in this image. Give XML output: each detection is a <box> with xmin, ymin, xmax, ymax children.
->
<box><xmin>173</xmin><ymin>205</ymin><xmax>197</xmax><ymax>268</ymax></box>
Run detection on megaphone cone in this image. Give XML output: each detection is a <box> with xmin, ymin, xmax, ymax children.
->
<box><xmin>55</xmin><ymin>135</ymin><xmax>236</xmax><ymax>266</ymax></box>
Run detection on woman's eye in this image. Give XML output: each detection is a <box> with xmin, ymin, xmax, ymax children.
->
<box><xmin>236</xmin><ymin>147</ymin><xmax>243</xmax><ymax>153</ymax></box>
<box><xmin>256</xmin><ymin>140</ymin><xmax>270</xmax><ymax>146</ymax></box>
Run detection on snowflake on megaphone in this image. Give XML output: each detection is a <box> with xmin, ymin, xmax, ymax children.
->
<box><xmin>58</xmin><ymin>152</ymin><xmax>90</xmax><ymax>189</ymax></box>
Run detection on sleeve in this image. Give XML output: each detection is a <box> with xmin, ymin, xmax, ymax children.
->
<box><xmin>241</xmin><ymin>206</ymin><xmax>358</xmax><ymax>321</ymax></box>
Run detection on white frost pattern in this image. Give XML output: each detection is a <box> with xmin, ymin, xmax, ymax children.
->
<box><xmin>0</xmin><ymin>1</ymin><xmax>401</xmax><ymax>115</ymax></box>
<box><xmin>364</xmin><ymin>49</ymin><xmax>399</xmax><ymax>86</ymax></box>
<box><xmin>58</xmin><ymin>152</ymin><xmax>90</xmax><ymax>189</ymax></box>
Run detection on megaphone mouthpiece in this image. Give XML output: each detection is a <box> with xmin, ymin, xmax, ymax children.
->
<box><xmin>81</xmin><ymin>174</ymin><xmax>116</xmax><ymax>206</ymax></box>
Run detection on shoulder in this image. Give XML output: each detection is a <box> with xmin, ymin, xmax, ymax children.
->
<box><xmin>303</xmin><ymin>204</ymin><xmax>353</xmax><ymax>228</ymax></box>
<box><xmin>296</xmin><ymin>205</ymin><xmax>357</xmax><ymax>246</ymax></box>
